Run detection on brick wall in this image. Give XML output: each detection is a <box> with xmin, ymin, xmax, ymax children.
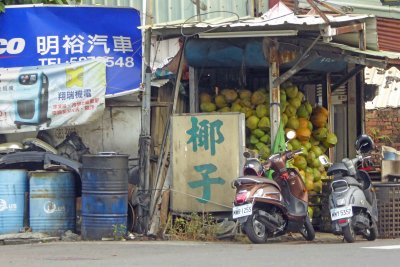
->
<box><xmin>365</xmin><ymin>108</ymin><xmax>400</xmax><ymax>166</ymax></box>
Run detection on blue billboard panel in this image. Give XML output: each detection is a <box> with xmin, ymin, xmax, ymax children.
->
<box><xmin>0</xmin><ymin>6</ymin><xmax>142</xmax><ymax>96</ymax></box>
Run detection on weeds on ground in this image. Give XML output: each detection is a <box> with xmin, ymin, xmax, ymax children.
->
<box><xmin>164</xmin><ymin>212</ymin><xmax>219</xmax><ymax>241</ymax></box>
<box><xmin>112</xmin><ymin>224</ymin><xmax>127</xmax><ymax>240</ymax></box>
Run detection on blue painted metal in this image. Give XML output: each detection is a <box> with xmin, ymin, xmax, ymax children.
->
<box><xmin>0</xmin><ymin>170</ymin><xmax>28</xmax><ymax>234</ymax></box>
<box><xmin>29</xmin><ymin>171</ymin><xmax>76</xmax><ymax>236</ymax></box>
<box><xmin>81</xmin><ymin>154</ymin><xmax>129</xmax><ymax>240</ymax></box>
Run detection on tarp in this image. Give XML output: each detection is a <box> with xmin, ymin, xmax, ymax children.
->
<box><xmin>184</xmin><ymin>39</ymin><xmax>347</xmax><ymax>72</ymax></box>
<box><xmin>0</xmin><ymin>59</ymin><xmax>106</xmax><ymax>133</ymax></box>
<box><xmin>0</xmin><ymin>5</ymin><xmax>142</xmax><ymax>97</ymax></box>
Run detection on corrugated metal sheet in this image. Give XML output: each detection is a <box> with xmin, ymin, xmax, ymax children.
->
<box><xmin>149</xmin><ymin>6</ymin><xmax>373</xmax><ymax>31</ymax></box>
<box><xmin>377</xmin><ymin>17</ymin><xmax>400</xmax><ymax>53</ymax></box>
<box><xmin>298</xmin><ymin>1</ymin><xmax>400</xmax><ymax>53</ymax></box>
<box><xmin>298</xmin><ymin>0</ymin><xmax>400</xmax><ymax>19</ymax></box>
<box><xmin>327</xmin><ymin>42</ymin><xmax>400</xmax><ymax>62</ymax></box>
<box><xmin>365</xmin><ymin>66</ymin><xmax>400</xmax><ymax>109</ymax></box>
<box><xmin>147</xmin><ymin>3</ymin><xmax>380</xmax><ymax>55</ymax></box>
<box><xmin>81</xmin><ymin>0</ymin><xmax>259</xmax><ymax>24</ymax></box>
<box><xmin>81</xmin><ymin>0</ymin><xmax>142</xmax><ymax>10</ymax></box>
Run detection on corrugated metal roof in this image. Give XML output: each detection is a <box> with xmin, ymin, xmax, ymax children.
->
<box><xmin>377</xmin><ymin>17</ymin><xmax>400</xmax><ymax>53</ymax></box>
<box><xmin>298</xmin><ymin>0</ymin><xmax>400</xmax><ymax>19</ymax></box>
<box><xmin>147</xmin><ymin>2</ymin><xmax>380</xmax><ymax>55</ymax></box>
<box><xmin>148</xmin><ymin>3</ymin><xmax>374</xmax><ymax>36</ymax></box>
<box><xmin>297</xmin><ymin>1</ymin><xmax>400</xmax><ymax>53</ymax></box>
<box><xmin>151</xmin><ymin>8</ymin><xmax>372</xmax><ymax>29</ymax></box>
<box><xmin>326</xmin><ymin>42</ymin><xmax>400</xmax><ymax>62</ymax></box>
<box><xmin>81</xmin><ymin>0</ymin><xmax>260</xmax><ymax>24</ymax></box>
<box><xmin>365</xmin><ymin>66</ymin><xmax>400</xmax><ymax>109</ymax></box>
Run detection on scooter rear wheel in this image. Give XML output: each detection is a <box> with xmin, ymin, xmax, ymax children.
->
<box><xmin>299</xmin><ymin>215</ymin><xmax>315</xmax><ymax>241</ymax></box>
<box><xmin>243</xmin><ymin>209</ymin><xmax>268</xmax><ymax>244</ymax></box>
<box><xmin>343</xmin><ymin>224</ymin><xmax>356</xmax><ymax>243</ymax></box>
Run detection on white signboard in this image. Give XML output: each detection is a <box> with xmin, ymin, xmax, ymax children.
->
<box><xmin>0</xmin><ymin>59</ymin><xmax>106</xmax><ymax>133</ymax></box>
<box><xmin>171</xmin><ymin>113</ymin><xmax>245</xmax><ymax>212</ymax></box>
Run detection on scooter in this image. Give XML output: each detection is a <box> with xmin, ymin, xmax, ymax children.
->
<box><xmin>319</xmin><ymin>134</ymin><xmax>378</xmax><ymax>243</ymax></box>
<box><xmin>232</xmin><ymin>131</ymin><xmax>315</xmax><ymax>244</ymax></box>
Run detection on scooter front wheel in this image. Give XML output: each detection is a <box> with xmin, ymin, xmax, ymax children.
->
<box><xmin>243</xmin><ymin>209</ymin><xmax>268</xmax><ymax>244</ymax></box>
<box><xmin>299</xmin><ymin>215</ymin><xmax>315</xmax><ymax>241</ymax></box>
<box><xmin>364</xmin><ymin>223</ymin><xmax>378</xmax><ymax>241</ymax></box>
<box><xmin>343</xmin><ymin>224</ymin><xmax>356</xmax><ymax>243</ymax></box>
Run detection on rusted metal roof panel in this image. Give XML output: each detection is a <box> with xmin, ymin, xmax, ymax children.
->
<box><xmin>298</xmin><ymin>0</ymin><xmax>400</xmax><ymax>19</ymax></box>
<box><xmin>377</xmin><ymin>17</ymin><xmax>400</xmax><ymax>53</ymax></box>
<box><xmin>365</xmin><ymin>67</ymin><xmax>400</xmax><ymax>109</ymax></box>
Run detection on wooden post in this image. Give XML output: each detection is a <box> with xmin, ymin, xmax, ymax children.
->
<box><xmin>189</xmin><ymin>66</ymin><xmax>198</xmax><ymax>113</ymax></box>
<box><xmin>147</xmin><ymin>45</ymin><xmax>186</xmax><ymax>235</ymax></box>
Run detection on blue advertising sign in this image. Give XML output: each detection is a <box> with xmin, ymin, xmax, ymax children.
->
<box><xmin>0</xmin><ymin>5</ymin><xmax>142</xmax><ymax>96</ymax></box>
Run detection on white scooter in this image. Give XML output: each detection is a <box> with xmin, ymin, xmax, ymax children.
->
<box><xmin>320</xmin><ymin>135</ymin><xmax>378</xmax><ymax>243</ymax></box>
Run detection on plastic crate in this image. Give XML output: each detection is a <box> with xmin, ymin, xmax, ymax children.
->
<box><xmin>374</xmin><ymin>183</ymin><xmax>400</xmax><ymax>238</ymax></box>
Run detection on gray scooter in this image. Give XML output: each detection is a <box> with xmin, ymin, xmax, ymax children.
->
<box><xmin>319</xmin><ymin>135</ymin><xmax>378</xmax><ymax>243</ymax></box>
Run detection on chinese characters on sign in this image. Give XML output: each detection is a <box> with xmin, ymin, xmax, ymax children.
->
<box><xmin>186</xmin><ymin>117</ymin><xmax>224</xmax><ymax>156</ymax></box>
<box><xmin>188</xmin><ymin>163</ymin><xmax>225</xmax><ymax>203</ymax></box>
<box><xmin>172</xmin><ymin>113</ymin><xmax>244</xmax><ymax>212</ymax></box>
<box><xmin>36</xmin><ymin>34</ymin><xmax>135</xmax><ymax>67</ymax></box>
<box><xmin>0</xmin><ymin>59</ymin><xmax>106</xmax><ymax>134</ymax></box>
<box><xmin>186</xmin><ymin>116</ymin><xmax>226</xmax><ymax>203</ymax></box>
<box><xmin>0</xmin><ymin>6</ymin><xmax>142</xmax><ymax>95</ymax></box>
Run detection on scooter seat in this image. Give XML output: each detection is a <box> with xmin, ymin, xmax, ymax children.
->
<box><xmin>334</xmin><ymin>176</ymin><xmax>364</xmax><ymax>190</ymax></box>
<box><xmin>236</xmin><ymin>176</ymin><xmax>281</xmax><ymax>189</ymax></box>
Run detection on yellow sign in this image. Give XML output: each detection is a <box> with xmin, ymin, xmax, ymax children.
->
<box><xmin>66</xmin><ymin>66</ymin><xmax>84</xmax><ymax>88</ymax></box>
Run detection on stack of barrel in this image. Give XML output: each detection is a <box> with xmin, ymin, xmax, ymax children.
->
<box><xmin>0</xmin><ymin>153</ymin><xmax>128</xmax><ymax>238</ymax></box>
<box><xmin>0</xmin><ymin>169</ymin><xmax>76</xmax><ymax>235</ymax></box>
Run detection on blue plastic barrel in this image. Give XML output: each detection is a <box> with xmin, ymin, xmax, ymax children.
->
<box><xmin>29</xmin><ymin>171</ymin><xmax>76</xmax><ymax>236</ymax></box>
<box><xmin>0</xmin><ymin>170</ymin><xmax>28</xmax><ymax>234</ymax></box>
<box><xmin>81</xmin><ymin>153</ymin><xmax>128</xmax><ymax>240</ymax></box>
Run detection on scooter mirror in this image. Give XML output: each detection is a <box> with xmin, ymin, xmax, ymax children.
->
<box><xmin>286</xmin><ymin>130</ymin><xmax>296</xmax><ymax>140</ymax></box>
<box><xmin>243</xmin><ymin>151</ymin><xmax>251</xmax><ymax>158</ymax></box>
<box><xmin>318</xmin><ymin>155</ymin><xmax>331</xmax><ymax>166</ymax></box>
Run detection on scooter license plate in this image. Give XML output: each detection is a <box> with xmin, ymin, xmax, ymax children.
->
<box><xmin>330</xmin><ymin>206</ymin><xmax>353</xmax><ymax>221</ymax></box>
<box><xmin>232</xmin><ymin>203</ymin><xmax>253</xmax><ymax>219</ymax></box>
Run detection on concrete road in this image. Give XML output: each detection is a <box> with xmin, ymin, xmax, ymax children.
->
<box><xmin>1</xmin><ymin>234</ymin><xmax>399</xmax><ymax>267</ymax></box>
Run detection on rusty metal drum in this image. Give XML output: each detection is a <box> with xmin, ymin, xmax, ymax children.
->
<box><xmin>81</xmin><ymin>153</ymin><xmax>128</xmax><ymax>240</ymax></box>
<box><xmin>0</xmin><ymin>169</ymin><xmax>28</xmax><ymax>234</ymax></box>
<box><xmin>29</xmin><ymin>171</ymin><xmax>76</xmax><ymax>235</ymax></box>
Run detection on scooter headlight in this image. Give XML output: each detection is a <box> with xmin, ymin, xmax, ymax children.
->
<box><xmin>336</xmin><ymin>198</ymin><xmax>346</xmax><ymax>206</ymax></box>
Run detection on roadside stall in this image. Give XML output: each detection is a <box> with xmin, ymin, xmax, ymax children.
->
<box><xmin>145</xmin><ymin>2</ymin><xmax>400</xmax><ymax>236</ymax></box>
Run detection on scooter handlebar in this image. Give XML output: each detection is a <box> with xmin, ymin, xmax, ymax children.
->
<box><xmin>293</xmin><ymin>149</ymin><xmax>303</xmax><ymax>155</ymax></box>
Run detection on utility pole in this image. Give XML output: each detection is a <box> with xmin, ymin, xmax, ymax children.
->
<box><xmin>138</xmin><ymin>0</ymin><xmax>153</xmax><ymax>234</ymax></box>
